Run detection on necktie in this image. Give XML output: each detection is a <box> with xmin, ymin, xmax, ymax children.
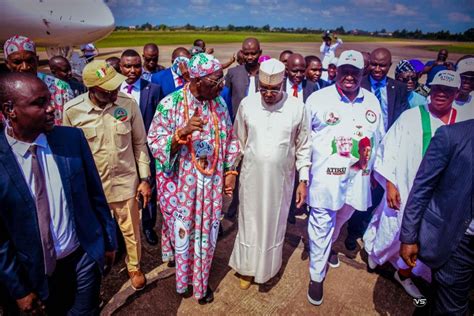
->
<box><xmin>126</xmin><ymin>84</ymin><xmax>133</xmax><ymax>94</ymax></box>
<box><xmin>292</xmin><ymin>84</ymin><xmax>298</xmax><ymax>97</ymax></box>
<box><xmin>29</xmin><ymin>145</ymin><xmax>56</xmax><ymax>276</ymax></box>
<box><xmin>374</xmin><ymin>82</ymin><xmax>383</xmax><ymax>106</ymax></box>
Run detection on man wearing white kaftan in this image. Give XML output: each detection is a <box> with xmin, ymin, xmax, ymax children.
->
<box><xmin>363</xmin><ymin>70</ymin><xmax>471</xmax><ymax>297</ymax></box>
<box><xmin>229</xmin><ymin>59</ymin><xmax>311</xmax><ymax>287</ymax></box>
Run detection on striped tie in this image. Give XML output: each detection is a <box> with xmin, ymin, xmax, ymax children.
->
<box><xmin>374</xmin><ymin>82</ymin><xmax>383</xmax><ymax>106</ymax></box>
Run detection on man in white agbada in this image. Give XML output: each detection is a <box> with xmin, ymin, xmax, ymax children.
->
<box><xmin>229</xmin><ymin>58</ymin><xmax>311</xmax><ymax>290</ymax></box>
<box><xmin>363</xmin><ymin>70</ymin><xmax>472</xmax><ymax>299</ymax></box>
<box><xmin>305</xmin><ymin>50</ymin><xmax>385</xmax><ymax>306</ymax></box>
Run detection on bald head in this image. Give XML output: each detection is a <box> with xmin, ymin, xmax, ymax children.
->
<box><xmin>143</xmin><ymin>43</ymin><xmax>159</xmax><ymax>72</ymax></box>
<box><xmin>369</xmin><ymin>48</ymin><xmax>392</xmax><ymax>81</ymax></box>
<box><xmin>49</xmin><ymin>56</ymin><xmax>72</xmax><ymax>81</ymax></box>
<box><xmin>171</xmin><ymin>47</ymin><xmax>191</xmax><ymax>63</ymax></box>
<box><xmin>241</xmin><ymin>38</ymin><xmax>261</xmax><ymax>67</ymax></box>
<box><xmin>144</xmin><ymin>43</ymin><xmax>158</xmax><ymax>53</ymax></box>
<box><xmin>0</xmin><ymin>72</ymin><xmax>54</xmax><ymax>137</ymax></box>
<box><xmin>287</xmin><ymin>53</ymin><xmax>306</xmax><ymax>85</ymax></box>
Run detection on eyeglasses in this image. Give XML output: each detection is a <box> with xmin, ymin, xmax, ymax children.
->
<box><xmin>400</xmin><ymin>76</ymin><xmax>418</xmax><ymax>83</ymax></box>
<box><xmin>205</xmin><ymin>76</ymin><xmax>225</xmax><ymax>87</ymax></box>
<box><xmin>258</xmin><ymin>87</ymin><xmax>281</xmax><ymax>95</ymax></box>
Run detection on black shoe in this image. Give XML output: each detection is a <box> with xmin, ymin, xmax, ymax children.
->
<box><xmin>344</xmin><ymin>236</ymin><xmax>357</xmax><ymax>251</ymax></box>
<box><xmin>328</xmin><ymin>250</ymin><xmax>340</xmax><ymax>268</ymax></box>
<box><xmin>307</xmin><ymin>280</ymin><xmax>323</xmax><ymax>306</ymax></box>
<box><xmin>144</xmin><ymin>229</ymin><xmax>158</xmax><ymax>245</ymax></box>
<box><xmin>167</xmin><ymin>260</ymin><xmax>176</xmax><ymax>268</ymax></box>
<box><xmin>198</xmin><ymin>287</ymin><xmax>214</xmax><ymax>305</ymax></box>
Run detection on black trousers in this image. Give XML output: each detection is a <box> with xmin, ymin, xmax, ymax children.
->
<box><xmin>346</xmin><ymin>184</ymin><xmax>385</xmax><ymax>240</ymax></box>
<box><xmin>1</xmin><ymin>248</ymin><xmax>101</xmax><ymax>316</ymax></box>
<box><xmin>432</xmin><ymin>234</ymin><xmax>474</xmax><ymax>316</ymax></box>
<box><xmin>142</xmin><ymin>156</ymin><xmax>158</xmax><ymax>231</ymax></box>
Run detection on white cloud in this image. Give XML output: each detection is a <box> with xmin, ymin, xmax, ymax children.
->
<box><xmin>392</xmin><ymin>3</ymin><xmax>416</xmax><ymax>16</ymax></box>
<box><xmin>190</xmin><ymin>0</ymin><xmax>210</xmax><ymax>5</ymax></box>
<box><xmin>448</xmin><ymin>12</ymin><xmax>472</xmax><ymax>22</ymax></box>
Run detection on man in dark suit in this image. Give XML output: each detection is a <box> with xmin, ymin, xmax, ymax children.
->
<box><xmin>400</xmin><ymin>119</ymin><xmax>473</xmax><ymax>315</ymax></box>
<box><xmin>225</xmin><ymin>37</ymin><xmax>262</xmax><ymax>118</ymax></box>
<box><xmin>0</xmin><ymin>72</ymin><xmax>116</xmax><ymax>315</ymax></box>
<box><xmin>284</xmin><ymin>53</ymin><xmax>318</xmax><ymax>103</ymax></box>
<box><xmin>151</xmin><ymin>47</ymin><xmax>191</xmax><ymax>97</ymax></box>
<box><xmin>345</xmin><ymin>47</ymin><xmax>410</xmax><ymax>250</ymax></box>
<box><xmin>304</xmin><ymin>55</ymin><xmax>330</xmax><ymax>91</ymax></box>
<box><xmin>120</xmin><ymin>49</ymin><xmax>163</xmax><ymax>245</ymax></box>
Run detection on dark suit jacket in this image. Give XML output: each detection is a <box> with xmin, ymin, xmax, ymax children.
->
<box><xmin>0</xmin><ymin>127</ymin><xmax>117</xmax><ymax>300</ymax></box>
<box><xmin>283</xmin><ymin>78</ymin><xmax>318</xmax><ymax>103</ymax></box>
<box><xmin>225</xmin><ymin>64</ymin><xmax>259</xmax><ymax>118</ymax></box>
<box><xmin>361</xmin><ymin>76</ymin><xmax>409</xmax><ymax>130</ymax></box>
<box><xmin>139</xmin><ymin>79</ymin><xmax>162</xmax><ymax>133</ymax></box>
<box><xmin>400</xmin><ymin>119</ymin><xmax>474</xmax><ymax>269</ymax></box>
<box><xmin>151</xmin><ymin>68</ymin><xmax>183</xmax><ymax>98</ymax></box>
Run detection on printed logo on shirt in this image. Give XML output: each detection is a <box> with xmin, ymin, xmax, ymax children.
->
<box><xmin>365</xmin><ymin>110</ymin><xmax>377</xmax><ymax>124</ymax></box>
<box><xmin>113</xmin><ymin>107</ymin><xmax>128</xmax><ymax>121</ymax></box>
<box><xmin>326</xmin><ymin>167</ymin><xmax>347</xmax><ymax>175</ymax></box>
<box><xmin>324</xmin><ymin>111</ymin><xmax>341</xmax><ymax>125</ymax></box>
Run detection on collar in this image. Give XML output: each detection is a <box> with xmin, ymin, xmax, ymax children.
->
<box><xmin>85</xmin><ymin>93</ymin><xmax>114</xmax><ymax>113</ymax></box>
<box><xmin>121</xmin><ymin>79</ymin><xmax>141</xmax><ymax>92</ymax></box>
<box><xmin>5</xmin><ymin>126</ymin><xmax>48</xmax><ymax>158</ymax></box>
<box><xmin>335</xmin><ymin>84</ymin><xmax>365</xmax><ymax>103</ymax></box>
<box><xmin>369</xmin><ymin>75</ymin><xmax>387</xmax><ymax>87</ymax></box>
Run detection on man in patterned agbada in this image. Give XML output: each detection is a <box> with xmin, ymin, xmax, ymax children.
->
<box><xmin>147</xmin><ymin>53</ymin><xmax>239</xmax><ymax>304</ymax></box>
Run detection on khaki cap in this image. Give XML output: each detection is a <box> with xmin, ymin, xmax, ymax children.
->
<box><xmin>82</xmin><ymin>60</ymin><xmax>127</xmax><ymax>90</ymax></box>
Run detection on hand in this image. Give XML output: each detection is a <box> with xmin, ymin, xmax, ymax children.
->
<box><xmin>103</xmin><ymin>250</ymin><xmax>116</xmax><ymax>276</ymax></box>
<box><xmin>178</xmin><ymin>62</ymin><xmax>190</xmax><ymax>82</ymax></box>
<box><xmin>181</xmin><ymin>107</ymin><xmax>205</xmax><ymax>138</ymax></box>
<box><xmin>295</xmin><ymin>182</ymin><xmax>307</xmax><ymax>208</ymax></box>
<box><xmin>136</xmin><ymin>181</ymin><xmax>151</xmax><ymax>206</ymax></box>
<box><xmin>228</xmin><ymin>54</ymin><xmax>236</xmax><ymax>64</ymax></box>
<box><xmin>16</xmin><ymin>293</ymin><xmax>45</xmax><ymax>315</ymax></box>
<box><xmin>223</xmin><ymin>174</ymin><xmax>236</xmax><ymax>197</ymax></box>
<box><xmin>386</xmin><ymin>181</ymin><xmax>401</xmax><ymax>210</ymax></box>
<box><xmin>400</xmin><ymin>243</ymin><xmax>418</xmax><ymax>268</ymax></box>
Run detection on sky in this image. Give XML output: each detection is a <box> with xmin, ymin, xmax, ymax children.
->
<box><xmin>106</xmin><ymin>0</ymin><xmax>474</xmax><ymax>33</ymax></box>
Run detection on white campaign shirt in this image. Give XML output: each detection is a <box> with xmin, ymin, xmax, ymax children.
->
<box><xmin>306</xmin><ymin>85</ymin><xmax>385</xmax><ymax>211</ymax></box>
<box><xmin>286</xmin><ymin>78</ymin><xmax>303</xmax><ymax>102</ymax></box>
<box><xmin>120</xmin><ymin>79</ymin><xmax>141</xmax><ymax>105</ymax></box>
<box><xmin>5</xmin><ymin>129</ymin><xmax>79</xmax><ymax>259</ymax></box>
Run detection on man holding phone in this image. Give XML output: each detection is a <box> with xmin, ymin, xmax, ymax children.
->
<box><xmin>63</xmin><ymin>60</ymin><xmax>151</xmax><ymax>291</ymax></box>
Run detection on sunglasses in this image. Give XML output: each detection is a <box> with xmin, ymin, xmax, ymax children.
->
<box><xmin>205</xmin><ymin>76</ymin><xmax>225</xmax><ymax>87</ymax></box>
<box><xmin>400</xmin><ymin>76</ymin><xmax>418</xmax><ymax>83</ymax></box>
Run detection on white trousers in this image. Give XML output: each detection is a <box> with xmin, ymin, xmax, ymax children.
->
<box><xmin>308</xmin><ymin>204</ymin><xmax>355</xmax><ymax>282</ymax></box>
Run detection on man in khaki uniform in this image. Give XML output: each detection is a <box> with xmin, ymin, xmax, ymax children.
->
<box><xmin>63</xmin><ymin>60</ymin><xmax>151</xmax><ymax>290</ymax></box>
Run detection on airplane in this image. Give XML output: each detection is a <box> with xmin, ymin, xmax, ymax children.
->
<box><xmin>0</xmin><ymin>0</ymin><xmax>115</xmax><ymax>58</ymax></box>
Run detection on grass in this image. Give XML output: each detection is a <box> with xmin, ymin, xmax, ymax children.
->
<box><xmin>424</xmin><ymin>43</ymin><xmax>474</xmax><ymax>55</ymax></box>
<box><xmin>95</xmin><ymin>30</ymin><xmax>403</xmax><ymax>48</ymax></box>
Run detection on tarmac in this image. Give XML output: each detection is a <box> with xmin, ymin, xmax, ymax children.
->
<box><xmin>100</xmin><ymin>212</ymin><xmax>437</xmax><ymax>316</ymax></box>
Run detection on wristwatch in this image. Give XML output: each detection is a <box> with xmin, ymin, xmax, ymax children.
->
<box><xmin>140</xmin><ymin>177</ymin><xmax>151</xmax><ymax>184</ymax></box>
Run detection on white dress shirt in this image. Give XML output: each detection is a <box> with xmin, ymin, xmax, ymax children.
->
<box><xmin>5</xmin><ymin>129</ymin><xmax>79</xmax><ymax>259</ymax></box>
<box><xmin>286</xmin><ymin>78</ymin><xmax>303</xmax><ymax>102</ymax></box>
<box><xmin>120</xmin><ymin>79</ymin><xmax>141</xmax><ymax>105</ymax></box>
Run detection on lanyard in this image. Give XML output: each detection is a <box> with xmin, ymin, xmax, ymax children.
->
<box><xmin>419</xmin><ymin>106</ymin><xmax>457</xmax><ymax>156</ymax></box>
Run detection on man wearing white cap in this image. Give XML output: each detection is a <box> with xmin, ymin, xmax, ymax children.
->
<box><xmin>453</xmin><ymin>56</ymin><xmax>474</xmax><ymax>119</ymax></box>
<box><xmin>229</xmin><ymin>58</ymin><xmax>311</xmax><ymax>290</ymax></box>
<box><xmin>62</xmin><ymin>60</ymin><xmax>151</xmax><ymax>291</ymax></box>
<box><xmin>305</xmin><ymin>50</ymin><xmax>385</xmax><ymax>305</ymax></box>
<box><xmin>363</xmin><ymin>70</ymin><xmax>473</xmax><ymax>298</ymax></box>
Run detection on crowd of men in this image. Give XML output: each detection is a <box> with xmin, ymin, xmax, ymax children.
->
<box><xmin>0</xmin><ymin>32</ymin><xmax>473</xmax><ymax>315</ymax></box>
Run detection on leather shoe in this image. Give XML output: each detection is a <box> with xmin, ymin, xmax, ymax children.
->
<box><xmin>144</xmin><ymin>228</ymin><xmax>158</xmax><ymax>245</ymax></box>
<box><xmin>129</xmin><ymin>269</ymin><xmax>147</xmax><ymax>291</ymax></box>
<box><xmin>198</xmin><ymin>287</ymin><xmax>214</xmax><ymax>305</ymax></box>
